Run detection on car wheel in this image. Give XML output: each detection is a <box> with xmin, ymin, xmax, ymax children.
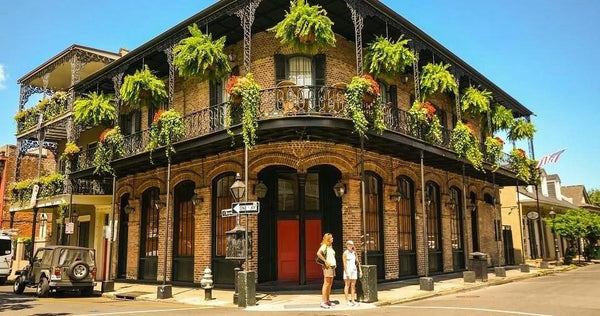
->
<box><xmin>69</xmin><ymin>261</ymin><xmax>90</xmax><ymax>281</ymax></box>
<box><xmin>80</xmin><ymin>286</ymin><xmax>94</xmax><ymax>297</ymax></box>
<box><xmin>36</xmin><ymin>277</ymin><xmax>50</xmax><ymax>297</ymax></box>
<box><xmin>13</xmin><ymin>276</ymin><xmax>25</xmax><ymax>294</ymax></box>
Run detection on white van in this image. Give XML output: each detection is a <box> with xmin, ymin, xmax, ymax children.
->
<box><xmin>0</xmin><ymin>233</ymin><xmax>13</xmax><ymax>285</ymax></box>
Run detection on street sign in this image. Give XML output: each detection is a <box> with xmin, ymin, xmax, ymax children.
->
<box><xmin>232</xmin><ymin>201</ymin><xmax>260</xmax><ymax>215</ymax></box>
<box><xmin>30</xmin><ymin>185</ymin><xmax>39</xmax><ymax>207</ymax></box>
<box><xmin>65</xmin><ymin>222</ymin><xmax>75</xmax><ymax>235</ymax></box>
<box><xmin>526</xmin><ymin>211</ymin><xmax>539</xmax><ymax>220</ymax></box>
<box><xmin>221</xmin><ymin>208</ymin><xmax>236</xmax><ymax>217</ymax></box>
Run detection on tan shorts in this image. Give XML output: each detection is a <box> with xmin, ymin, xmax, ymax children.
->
<box><xmin>323</xmin><ymin>267</ymin><xmax>336</xmax><ymax>278</ymax></box>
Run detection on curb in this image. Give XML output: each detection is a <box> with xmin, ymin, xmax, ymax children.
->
<box><xmin>374</xmin><ymin>266</ymin><xmax>574</xmax><ymax>307</ymax></box>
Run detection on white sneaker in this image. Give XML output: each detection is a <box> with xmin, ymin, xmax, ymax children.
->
<box><xmin>347</xmin><ymin>301</ymin><xmax>353</xmax><ymax>306</ymax></box>
<box><xmin>320</xmin><ymin>302</ymin><xmax>330</xmax><ymax>309</ymax></box>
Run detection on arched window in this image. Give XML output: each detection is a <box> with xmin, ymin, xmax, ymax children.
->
<box><xmin>139</xmin><ymin>187</ymin><xmax>160</xmax><ymax>280</ymax></box>
<box><xmin>365</xmin><ymin>173</ymin><xmax>383</xmax><ymax>252</ymax></box>
<box><xmin>450</xmin><ymin>187</ymin><xmax>463</xmax><ymax>250</ymax></box>
<box><xmin>397</xmin><ymin>177</ymin><xmax>414</xmax><ymax>252</ymax></box>
<box><xmin>426</xmin><ymin>181</ymin><xmax>443</xmax><ymax>272</ymax></box>
<box><xmin>213</xmin><ymin>174</ymin><xmax>236</xmax><ymax>257</ymax></box>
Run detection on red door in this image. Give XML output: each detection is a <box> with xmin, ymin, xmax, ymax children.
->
<box><xmin>277</xmin><ymin>220</ymin><xmax>299</xmax><ymax>281</ymax></box>
<box><xmin>305</xmin><ymin>219</ymin><xmax>323</xmax><ymax>280</ymax></box>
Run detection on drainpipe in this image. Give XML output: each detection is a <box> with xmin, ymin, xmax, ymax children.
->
<box><xmin>0</xmin><ymin>154</ymin><xmax>8</xmax><ymax>228</ymax></box>
<box><xmin>420</xmin><ymin>150</ymin><xmax>428</xmax><ymax>277</ymax></box>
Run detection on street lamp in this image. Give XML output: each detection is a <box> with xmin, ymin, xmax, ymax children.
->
<box><xmin>549</xmin><ymin>210</ymin><xmax>560</xmax><ymax>264</ymax></box>
<box><xmin>254</xmin><ymin>181</ymin><xmax>267</xmax><ymax>199</ymax></box>
<box><xmin>333</xmin><ymin>180</ymin><xmax>346</xmax><ymax>198</ymax></box>
<box><xmin>230</xmin><ymin>173</ymin><xmax>246</xmax><ymax>202</ymax></box>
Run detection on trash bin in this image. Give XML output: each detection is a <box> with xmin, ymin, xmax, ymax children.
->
<box><xmin>469</xmin><ymin>252</ymin><xmax>488</xmax><ymax>282</ymax></box>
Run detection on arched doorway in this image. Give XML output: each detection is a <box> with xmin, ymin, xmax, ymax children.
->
<box><xmin>172</xmin><ymin>181</ymin><xmax>195</xmax><ymax>283</ymax></box>
<box><xmin>450</xmin><ymin>187</ymin><xmax>465</xmax><ymax>270</ymax></box>
<box><xmin>397</xmin><ymin>176</ymin><xmax>417</xmax><ymax>277</ymax></box>
<box><xmin>117</xmin><ymin>193</ymin><xmax>130</xmax><ymax>279</ymax></box>
<box><xmin>211</xmin><ymin>173</ymin><xmax>237</xmax><ymax>285</ymax></box>
<box><xmin>365</xmin><ymin>172</ymin><xmax>385</xmax><ymax>280</ymax></box>
<box><xmin>470</xmin><ymin>192</ymin><xmax>480</xmax><ymax>252</ymax></box>
<box><xmin>257</xmin><ymin>165</ymin><xmax>343</xmax><ymax>285</ymax></box>
<box><xmin>426</xmin><ymin>181</ymin><xmax>443</xmax><ymax>273</ymax></box>
<box><xmin>139</xmin><ymin>187</ymin><xmax>160</xmax><ymax>280</ymax></box>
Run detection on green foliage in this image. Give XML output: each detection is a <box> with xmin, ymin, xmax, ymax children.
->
<box><xmin>419</xmin><ymin>62</ymin><xmax>458</xmax><ymax>100</ymax></box>
<box><xmin>14</xmin><ymin>92</ymin><xmax>69</xmax><ymax>133</ymax></box>
<box><xmin>10</xmin><ymin>173</ymin><xmax>65</xmax><ymax>206</ymax></box>
<box><xmin>491</xmin><ymin>104</ymin><xmax>514</xmax><ymax>132</ymax></box>
<box><xmin>60</xmin><ymin>142</ymin><xmax>81</xmax><ymax>162</ymax></box>
<box><xmin>461</xmin><ymin>86</ymin><xmax>492</xmax><ymax>115</ymax></box>
<box><xmin>406</xmin><ymin>101</ymin><xmax>442</xmax><ymax>144</ymax></box>
<box><xmin>363</xmin><ymin>35</ymin><xmax>415</xmax><ymax>77</ymax></box>
<box><xmin>173</xmin><ymin>23</ymin><xmax>231</xmax><ymax>80</ymax></box>
<box><xmin>146</xmin><ymin>109</ymin><xmax>185</xmax><ymax>162</ymax></box>
<box><xmin>93</xmin><ymin>127</ymin><xmax>125</xmax><ymax>175</ymax></box>
<box><xmin>507</xmin><ymin>118</ymin><xmax>536</xmax><ymax>141</ymax></box>
<box><xmin>120</xmin><ymin>65</ymin><xmax>167</xmax><ymax>109</ymax></box>
<box><xmin>225</xmin><ymin>73</ymin><xmax>262</xmax><ymax>148</ymax></box>
<box><xmin>450</xmin><ymin>121</ymin><xmax>484</xmax><ymax>171</ymax></box>
<box><xmin>484</xmin><ymin>137</ymin><xmax>504</xmax><ymax>171</ymax></box>
<box><xmin>73</xmin><ymin>92</ymin><xmax>116</xmax><ymax>126</ymax></box>
<box><xmin>268</xmin><ymin>0</ymin><xmax>336</xmax><ymax>54</ymax></box>
<box><xmin>507</xmin><ymin>148</ymin><xmax>537</xmax><ymax>183</ymax></box>
<box><xmin>344</xmin><ymin>75</ymin><xmax>385</xmax><ymax>137</ymax></box>
<box><xmin>549</xmin><ymin>209</ymin><xmax>600</xmax><ymax>258</ymax></box>
<box><xmin>588</xmin><ymin>188</ymin><xmax>600</xmax><ymax>207</ymax></box>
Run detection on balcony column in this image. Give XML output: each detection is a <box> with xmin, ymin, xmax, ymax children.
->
<box><xmin>346</xmin><ymin>0</ymin><xmax>365</xmax><ymax>75</ymax></box>
<box><xmin>412</xmin><ymin>49</ymin><xmax>421</xmax><ymax>102</ymax></box>
<box><xmin>454</xmin><ymin>76</ymin><xmax>461</xmax><ymax>122</ymax></box>
<box><xmin>41</xmin><ymin>73</ymin><xmax>50</xmax><ymax>100</ymax></box>
<box><xmin>163</xmin><ymin>46</ymin><xmax>175</xmax><ymax>109</ymax></box>
<box><xmin>112</xmin><ymin>72</ymin><xmax>124</xmax><ymax>125</ymax></box>
<box><xmin>233</xmin><ymin>0</ymin><xmax>262</xmax><ymax>73</ymax></box>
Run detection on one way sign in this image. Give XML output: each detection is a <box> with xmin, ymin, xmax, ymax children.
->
<box><xmin>232</xmin><ymin>201</ymin><xmax>260</xmax><ymax>215</ymax></box>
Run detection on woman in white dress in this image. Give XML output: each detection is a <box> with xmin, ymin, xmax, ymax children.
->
<box><xmin>342</xmin><ymin>240</ymin><xmax>362</xmax><ymax>306</ymax></box>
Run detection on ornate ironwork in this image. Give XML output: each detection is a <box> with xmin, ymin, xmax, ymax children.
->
<box><xmin>112</xmin><ymin>72</ymin><xmax>124</xmax><ymax>125</ymax></box>
<box><xmin>345</xmin><ymin>0</ymin><xmax>366</xmax><ymax>75</ymax></box>
<box><xmin>412</xmin><ymin>50</ymin><xmax>421</xmax><ymax>102</ymax></box>
<box><xmin>454</xmin><ymin>77</ymin><xmax>461</xmax><ymax>122</ymax></box>
<box><xmin>72</xmin><ymin>178</ymin><xmax>113</xmax><ymax>195</ymax></box>
<box><xmin>164</xmin><ymin>46</ymin><xmax>175</xmax><ymax>109</ymax></box>
<box><xmin>70</xmin><ymin>54</ymin><xmax>84</xmax><ymax>86</ymax></box>
<box><xmin>233</xmin><ymin>0</ymin><xmax>262</xmax><ymax>73</ymax></box>
<box><xmin>19</xmin><ymin>85</ymin><xmax>52</xmax><ymax>110</ymax></box>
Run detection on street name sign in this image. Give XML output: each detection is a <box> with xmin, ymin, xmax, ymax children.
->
<box><xmin>232</xmin><ymin>201</ymin><xmax>260</xmax><ymax>215</ymax></box>
<box><xmin>221</xmin><ymin>208</ymin><xmax>236</xmax><ymax>217</ymax></box>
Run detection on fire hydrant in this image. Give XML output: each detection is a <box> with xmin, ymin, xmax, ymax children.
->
<box><xmin>200</xmin><ymin>267</ymin><xmax>214</xmax><ymax>301</ymax></box>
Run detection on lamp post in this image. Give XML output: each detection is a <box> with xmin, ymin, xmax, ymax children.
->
<box><xmin>229</xmin><ymin>173</ymin><xmax>247</xmax><ymax>269</ymax></box>
<box><xmin>549</xmin><ymin>210</ymin><xmax>560</xmax><ymax>264</ymax></box>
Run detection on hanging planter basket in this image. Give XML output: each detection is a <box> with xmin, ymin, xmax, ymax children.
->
<box><xmin>298</xmin><ymin>31</ymin><xmax>316</xmax><ymax>44</ymax></box>
<box><xmin>230</xmin><ymin>94</ymin><xmax>243</xmax><ymax>105</ymax></box>
<box><xmin>362</xmin><ymin>92</ymin><xmax>375</xmax><ymax>105</ymax></box>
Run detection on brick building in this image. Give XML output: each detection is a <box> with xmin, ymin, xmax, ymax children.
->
<box><xmin>11</xmin><ymin>0</ymin><xmax>536</xmax><ymax>287</ymax></box>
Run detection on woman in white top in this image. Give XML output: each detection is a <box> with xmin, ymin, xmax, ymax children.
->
<box><xmin>316</xmin><ymin>233</ymin><xmax>336</xmax><ymax>309</ymax></box>
<box><xmin>342</xmin><ymin>240</ymin><xmax>362</xmax><ymax>306</ymax></box>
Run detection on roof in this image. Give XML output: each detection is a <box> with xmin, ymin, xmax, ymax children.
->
<box><xmin>547</xmin><ymin>174</ymin><xmax>560</xmax><ymax>181</ymax></box>
<box><xmin>73</xmin><ymin>0</ymin><xmax>533</xmax><ymax>117</ymax></box>
<box><xmin>561</xmin><ymin>185</ymin><xmax>600</xmax><ymax>211</ymax></box>
<box><xmin>517</xmin><ymin>186</ymin><xmax>576</xmax><ymax>209</ymax></box>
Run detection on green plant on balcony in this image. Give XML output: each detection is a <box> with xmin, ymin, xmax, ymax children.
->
<box><xmin>461</xmin><ymin>86</ymin><xmax>492</xmax><ymax>115</ymax></box>
<box><xmin>268</xmin><ymin>0</ymin><xmax>336</xmax><ymax>54</ymax></box>
<box><xmin>345</xmin><ymin>74</ymin><xmax>385</xmax><ymax>138</ymax></box>
<box><xmin>120</xmin><ymin>65</ymin><xmax>167</xmax><ymax>109</ymax></box>
<box><xmin>363</xmin><ymin>35</ymin><xmax>415</xmax><ymax>78</ymax></box>
<box><xmin>507</xmin><ymin>118</ymin><xmax>536</xmax><ymax>141</ymax></box>
<box><xmin>451</xmin><ymin>121</ymin><xmax>484</xmax><ymax>171</ymax></box>
<box><xmin>46</xmin><ymin>92</ymin><xmax>69</xmax><ymax>120</ymax></box>
<box><xmin>174</xmin><ymin>23</ymin><xmax>231</xmax><ymax>80</ymax></box>
<box><xmin>14</xmin><ymin>92</ymin><xmax>69</xmax><ymax>133</ymax></box>
<box><xmin>60</xmin><ymin>142</ymin><xmax>81</xmax><ymax>161</ymax></box>
<box><xmin>491</xmin><ymin>104</ymin><xmax>514</xmax><ymax>132</ymax></box>
<box><xmin>10</xmin><ymin>173</ymin><xmax>65</xmax><ymax>206</ymax></box>
<box><xmin>10</xmin><ymin>179</ymin><xmax>34</xmax><ymax>205</ymax></box>
<box><xmin>406</xmin><ymin>101</ymin><xmax>442</xmax><ymax>144</ymax></box>
<box><xmin>485</xmin><ymin>136</ymin><xmax>504</xmax><ymax>171</ymax></box>
<box><xmin>73</xmin><ymin>92</ymin><xmax>117</xmax><ymax>126</ymax></box>
<box><xmin>225</xmin><ymin>73</ymin><xmax>262</xmax><ymax>148</ymax></box>
<box><xmin>419</xmin><ymin>62</ymin><xmax>458</xmax><ymax>100</ymax></box>
<box><xmin>93</xmin><ymin>127</ymin><xmax>125</xmax><ymax>175</ymax></box>
<box><xmin>508</xmin><ymin>148</ymin><xmax>537</xmax><ymax>182</ymax></box>
<box><xmin>146</xmin><ymin>109</ymin><xmax>184</xmax><ymax>162</ymax></box>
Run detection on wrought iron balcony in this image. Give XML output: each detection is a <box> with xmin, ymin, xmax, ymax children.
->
<box><xmin>71</xmin><ymin>178</ymin><xmax>113</xmax><ymax>195</ymax></box>
<box><xmin>70</xmin><ymin>85</ymin><xmax>516</xmax><ymax>174</ymax></box>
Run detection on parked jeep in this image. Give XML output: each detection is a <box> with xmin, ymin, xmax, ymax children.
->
<box><xmin>13</xmin><ymin>246</ymin><xmax>96</xmax><ymax>297</ymax></box>
<box><xmin>0</xmin><ymin>233</ymin><xmax>13</xmax><ymax>285</ymax></box>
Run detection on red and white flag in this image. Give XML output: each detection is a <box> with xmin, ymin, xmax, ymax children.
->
<box><xmin>536</xmin><ymin>149</ymin><xmax>566</xmax><ymax>169</ymax></box>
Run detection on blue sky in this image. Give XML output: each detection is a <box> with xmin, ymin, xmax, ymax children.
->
<box><xmin>0</xmin><ymin>0</ymin><xmax>598</xmax><ymax>189</ymax></box>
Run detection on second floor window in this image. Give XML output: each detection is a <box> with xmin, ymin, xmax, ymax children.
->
<box><xmin>274</xmin><ymin>54</ymin><xmax>325</xmax><ymax>87</ymax></box>
<box><xmin>288</xmin><ymin>56</ymin><xmax>312</xmax><ymax>86</ymax></box>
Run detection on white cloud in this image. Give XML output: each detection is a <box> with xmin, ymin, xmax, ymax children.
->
<box><xmin>0</xmin><ymin>64</ymin><xmax>6</xmax><ymax>89</ymax></box>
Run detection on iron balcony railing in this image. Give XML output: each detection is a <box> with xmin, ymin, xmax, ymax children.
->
<box><xmin>71</xmin><ymin>85</ymin><xmax>515</xmax><ymax>174</ymax></box>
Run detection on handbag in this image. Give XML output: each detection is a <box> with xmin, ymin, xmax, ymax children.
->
<box><xmin>315</xmin><ymin>247</ymin><xmax>327</xmax><ymax>266</ymax></box>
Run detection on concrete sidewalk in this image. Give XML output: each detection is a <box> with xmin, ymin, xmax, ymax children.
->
<box><xmin>101</xmin><ymin>264</ymin><xmax>577</xmax><ymax>312</ymax></box>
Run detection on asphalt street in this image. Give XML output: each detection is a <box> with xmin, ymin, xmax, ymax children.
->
<box><xmin>1</xmin><ymin>264</ymin><xmax>598</xmax><ymax>316</ymax></box>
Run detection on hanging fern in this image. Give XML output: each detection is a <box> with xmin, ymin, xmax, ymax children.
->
<box><xmin>93</xmin><ymin>127</ymin><xmax>125</xmax><ymax>175</ymax></box>
<box><xmin>364</xmin><ymin>35</ymin><xmax>415</xmax><ymax>78</ymax></box>
<box><xmin>344</xmin><ymin>75</ymin><xmax>385</xmax><ymax>137</ymax></box>
<box><xmin>73</xmin><ymin>92</ymin><xmax>116</xmax><ymax>126</ymax></box>
<box><xmin>507</xmin><ymin>118</ymin><xmax>536</xmax><ymax>141</ymax></box>
<box><xmin>461</xmin><ymin>86</ymin><xmax>492</xmax><ymax>115</ymax></box>
<box><xmin>450</xmin><ymin>121</ymin><xmax>484</xmax><ymax>171</ymax></box>
<box><xmin>120</xmin><ymin>65</ymin><xmax>168</xmax><ymax>109</ymax></box>
<box><xmin>225</xmin><ymin>73</ymin><xmax>262</xmax><ymax>148</ymax></box>
<box><xmin>406</xmin><ymin>101</ymin><xmax>442</xmax><ymax>144</ymax></box>
<box><xmin>419</xmin><ymin>62</ymin><xmax>457</xmax><ymax>100</ymax></box>
<box><xmin>173</xmin><ymin>23</ymin><xmax>231</xmax><ymax>80</ymax></box>
<box><xmin>60</xmin><ymin>142</ymin><xmax>81</xmax><ymax>162</ymax></box>
<box><xmin>484</xmin><ymin>136</ymin><xmax>504</xmax><ymax>171</ymax></box>
<box><xmin>491</xmin><ymin>104</ymin><xmax>514</xmax><ymax>132</ymax></box>
<box><xmin>146</xmin><ymin>109</ymin><xmax>184</xmax><ymax>162</ymax></box>
<box><xmin>268</xmin><ymin>0</ymin><xmax>336</xmax><ymax>54</ymax></box>
<box><xmin>508</xmin><ymin>148</ymin><xmax>536</xmax><ymax>182</ymax></box>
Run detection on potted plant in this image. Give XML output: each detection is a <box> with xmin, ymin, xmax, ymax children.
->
<box><xmin>406</xmin><ymin>101</ymin><xmax>443</xmax><ymax>144</ymax></box>
<box><xmin>419</xmin><ymin>62</ymin><xmax>458</xmax><ymax>100</ymax></box>
<box><xmin>46</xmin><ymin>92</ymin><xmax>69</xmax><ymax>120</ymax></box>
<box><xmin>93</xmin><ymin>126</ymin><xmax>125</xmax><ymax>175</ymax></box>
<box><xmin>485</xmin><ymin>136</ymin><xmax>504</xmax><ymax>170</ymax></box>
<box><xmin>146</xmin><ymin>109</ymin><xmax>185</xmax><ymax>162</ymax></box>
<box><xmin>491</xmin><ymin>104</ymin><xmax>514</xmax><ymax>132</ymax></box>
<box><xmin>507</xmin><ymin>118</ymin><xmax>536</xmax><ymax>141</ymax></box>
<box><xmin>268</xmin><ymin>0</ymin><xmax>336</xmax><ymax>54</ymax></box>
<box><xmin>120</xmin><ymin>65</ymin><xmax>168</xmax><ymax>108</ymax></box>
<box><xmin>508</xmin><ymin>148</ymin><xmax>537</xmax><ymax>182</ymax></box>
<box><xmin>225</xmin><ymin>73</ymin><xmax>262</xmax><ymax>148</ymax></box>
<box><xmin>344</xmin><ymin>74</ymin><xmax>385</xmax><ymax>137</ymax></box>
<box><xmin>461</xmin><ymin>86</ymin><xmax>492</xmax><ymax>115</ymax></box>
<box><xmin>38</xmin><ymin>173</ymin><xmax>65</xmax><ymax>198</ymax></box>
<box><xmin>364</xmin><ymin>35</ymin><xmax>415</xmax><ymax>78</ymax></box>
<box><xmin>73</xmin><ymin>92</ymin><xmax>117</xmax><ymax>126</ymax></box>
<box><xmin>61</xmin><ymin>142</ymin><xmax>81</xmax><ymax>161</ymax></box>
<box><xmin>173</xmin><ymin>23</ymin><xmax>231</xmax><ymax>81</ymax></box>
<box><xmin>450</xmin><ymin>121</ymin><xmax>484</xmax><ymax>171</ymax></box>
